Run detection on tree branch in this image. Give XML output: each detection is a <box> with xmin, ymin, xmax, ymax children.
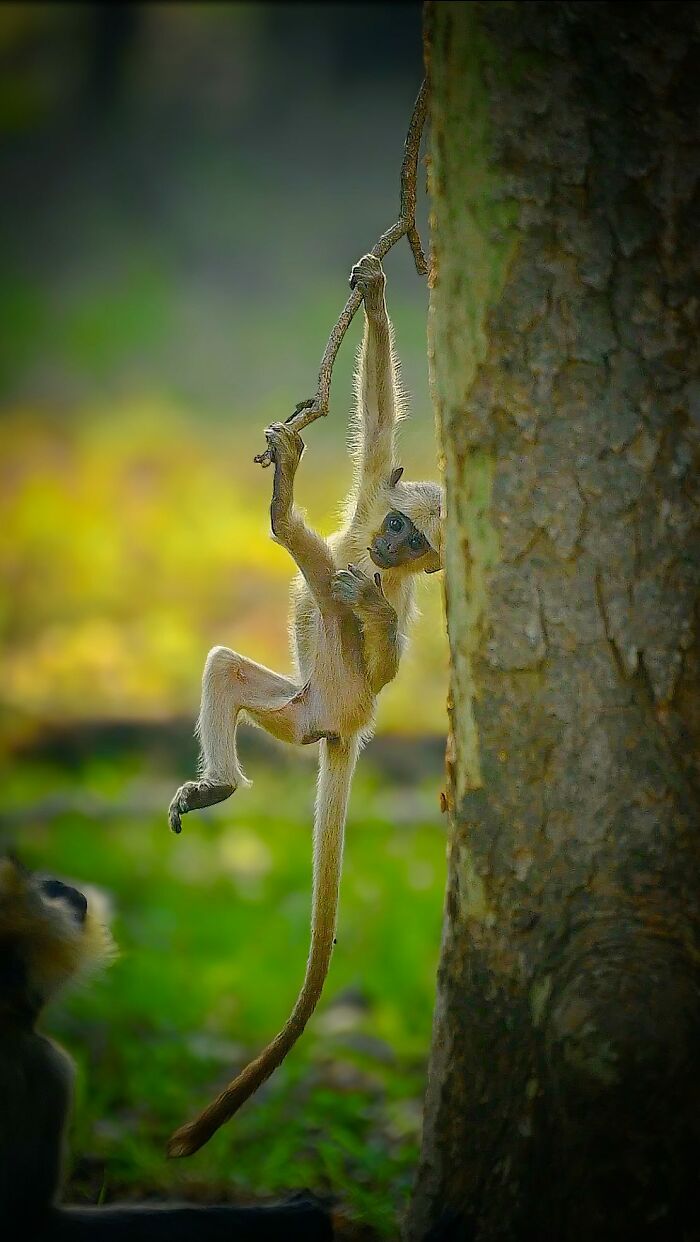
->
<box><xmin>255</xmin><ymin>79</ymin><xmax>429</xmax><ymax>467</ymax></box>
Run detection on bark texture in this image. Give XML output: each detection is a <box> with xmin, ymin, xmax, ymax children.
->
<box><xmin>410</xmin><ymin>4</ymin><xmax>700</xmax><ymax>1240</ymax></box>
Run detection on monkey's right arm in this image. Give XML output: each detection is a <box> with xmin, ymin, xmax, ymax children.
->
<box><xmin>267</xmin><ymin>422</ymin><xmax>337</xmax><ymax>611</ymax></box>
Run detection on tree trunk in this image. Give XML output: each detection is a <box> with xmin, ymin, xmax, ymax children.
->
<box><xmin>410</xmin><ymin>4</ymin><xmax>700</xmax><ymax>1240</ymax></box>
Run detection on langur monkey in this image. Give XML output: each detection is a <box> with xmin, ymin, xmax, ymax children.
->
<box><xmin>167</xmin><ymin>254</ymin><xmax>443</xmax><ymax>1158</ymax></box>
<box><xmin>0</xmin><ymin>857</ymin><xmax>331</xmax><ymax>1240</ymax></box>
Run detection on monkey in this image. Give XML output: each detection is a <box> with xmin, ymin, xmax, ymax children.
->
<box><xmin>0</xmin><ymin>857</ymin><xmax>332</xmax><ymax>1240</ymax></box>
<box><xmin>167</xmin><ymin>252</ymin><xmax>443</xmax><ymax>1158</ymax></box>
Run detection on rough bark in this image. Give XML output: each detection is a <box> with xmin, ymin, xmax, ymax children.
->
<box><xmin>410</xmin><ymin>4</ymin><xmax>700</xmax><ymax>1240</ymax></box>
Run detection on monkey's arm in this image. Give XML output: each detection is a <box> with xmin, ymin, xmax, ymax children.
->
<box><xmin>349</xmin><ymin>256</ymin><xmax>399</xmax><ymax>520</ymax></box>
<box><xmin>359</xmin><ymin>606</ymin><xmax>400</xmax><ymax>695</ymax></box>
<box><xmin>267</xmin><ymin>423</ymin><xmax>337</xmax><ymax>611</ymax></box>
<box><xmin>332</xmin><ymin>566</ymin><xmax>400</xmax><ymax>694</ymax></box>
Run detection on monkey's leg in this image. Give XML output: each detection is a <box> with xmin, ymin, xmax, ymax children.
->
<box><xmin>168</xmin><ymin>649</ymin><xmax>301</xmax><ymax>833</ymax></box>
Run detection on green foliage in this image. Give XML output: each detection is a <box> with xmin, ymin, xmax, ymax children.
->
<box><xmin>8</xmin><ymin>755</ymin><xmax>445</xmax><ymax>1236</ymax></box>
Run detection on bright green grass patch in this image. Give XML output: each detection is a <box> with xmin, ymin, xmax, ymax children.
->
<box><xmin>5</xmin><ymin>755</ymin><xmax>446</xmax><ymax>1236</ymax></box>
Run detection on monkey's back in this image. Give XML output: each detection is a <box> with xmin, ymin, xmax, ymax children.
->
<box><xmin>0</xmin><ymin>1029</ymin><xmax>73</xmax><ymax>1222</ymax></box>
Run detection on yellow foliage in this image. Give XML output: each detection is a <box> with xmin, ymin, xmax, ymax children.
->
<box><xmin>0</xmin><ymin>404</ymin><xmax>448</xmax><ymax>744</ymax></box>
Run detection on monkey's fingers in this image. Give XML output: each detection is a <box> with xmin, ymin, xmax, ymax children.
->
<box><xmin>331</xmin><ymin>569</ymin><xmax>364</xmax><ymax>605</ymax></box>
<box><xmin>266</xmin><ymin>421</ymin><xmax>304</xmax><ymax>443</ymax></box>
<box><xmin>265</xmin><ymin>422</ymin><xmax>305</xmax><ymax>462</ymax></box>
<box><xmin>349</xmin><ymin>254</ymin><xmax>384</xmax><ymax>294</ymax></box>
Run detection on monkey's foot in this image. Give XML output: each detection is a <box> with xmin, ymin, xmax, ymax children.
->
<box><xmin>168</xmin><ymin>779</ymin><xmax>235</xmax><ymax>834</ymax></box>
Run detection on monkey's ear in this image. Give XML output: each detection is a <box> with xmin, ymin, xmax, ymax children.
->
<box><xmin>423</xmin><ymin>548</ymin><xmax>442</xmax><ymax>575</ymax></box>
<box><xmin>0</xmin><ymin>857</ymin><xmax>26</xmax><ymax>896</ymax></box>
<box><xmin>389</xmin><ymin>466</ymin><xmax>403</xmax><ymax>487</ymax></box>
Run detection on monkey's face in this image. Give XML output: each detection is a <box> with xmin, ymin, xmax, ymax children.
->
<box><xmin>39</xmin><ymin>877</ymin><xmax>89</xmax><ymax>925</ymax></box>
<box><xmin>369</xmin><ymin>510</ymin><xmax>438</xmax><ymax>573</ymax></box>
<box><xmin>0</xmin><ymin>859</ymin><xmax>113</xmax><ymax>1019</ymax></box>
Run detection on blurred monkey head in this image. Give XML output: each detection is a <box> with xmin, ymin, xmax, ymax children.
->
<box><xmin>0</xmin><ymin>858</ymin><xmax>114</xmax><ymax>1022</ymax></box>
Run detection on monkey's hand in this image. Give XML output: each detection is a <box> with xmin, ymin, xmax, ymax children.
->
<box><xmin>349</xmin><ymin>254</ymin><xmax>386</xmax><ymax>318</ymax></box>
<box><xmin>331</xmin><ymin>564</ymin><xmax>392</xmax><ymax>614</ymax></box>
<box><xmin>265</xmin><ymin>422</ymin><xmax>305</xmax><ymax>475</ymax></box>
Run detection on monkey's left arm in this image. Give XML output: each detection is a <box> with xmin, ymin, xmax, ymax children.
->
<box><xmin>332</xmin><ymin>566</ymin><xmax>401</xmax><ymax>694</ymax></box>
<box><xmin>360</xmin><ymin>607</ymin><xmax>401</xmax><ymax>695</ymax></box>
<box><xmin>349</xmin><ymin>255</ymin><xmax>400</xmax><ymax>519</ymax></box>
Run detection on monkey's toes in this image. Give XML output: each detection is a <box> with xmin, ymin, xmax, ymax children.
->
<box><xmin>168</xmin><ymin>779</ymin><xmax>236</xmax><ymax>834</ymax></box>
<box><xmin>168</xmin><ymin>803</ymin><xmax>183</xmax><ymax>834</ymax></box>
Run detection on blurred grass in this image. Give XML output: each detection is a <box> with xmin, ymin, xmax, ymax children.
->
<box><xmin>3</xmin><ymin>751</ymin><xmax>446</xmax><ymax>1237</ymax></box>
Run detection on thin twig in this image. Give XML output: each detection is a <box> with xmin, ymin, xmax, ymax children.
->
<box><xmin>255</xmin><ymin>79</ymin><xmax>429</xmax><ymax>467</ymax></box>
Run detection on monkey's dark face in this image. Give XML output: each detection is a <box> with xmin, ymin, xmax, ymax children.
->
<box><xmin>369</xmin><ymin>510</ymin><xmax>434</xmax><ymax>571</ymax></box>
<box><xmin>0</xmin><ymin>860</ymin><xmax>113</xmax><ymax>1018</ymax></box>
<box><xmin>40</xmin><ymin>878</ymin><xmax>88</xmax><ymax>925</ymax></box>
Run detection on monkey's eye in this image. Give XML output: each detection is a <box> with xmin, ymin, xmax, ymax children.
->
<box><xmin>410</xmin><ymin>534</ymin><xmax>424</xmax><ymax>550</ymax></box>
<box><xmin>41</xmin><ymin>878</ymin><xmax>88</xmax><ymax>924</ymax></box>
<box><xmin>388</xmin><ymin>516</ymin><xmax>403</xmax><ymax>532</ymax></box>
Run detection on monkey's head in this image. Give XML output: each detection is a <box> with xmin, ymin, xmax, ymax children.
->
<box><xmin>369</xmin><ymin>468</ymin><xmax>443</xmax><ymax>575</ymax></box>
<box><xmin>0</xmin><ymin>858</ymin><xmax>114</xmax><ymax>1024</ymax></box>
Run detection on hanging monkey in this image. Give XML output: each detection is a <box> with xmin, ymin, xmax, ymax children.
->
<box><xmin>0</xmin><ymin>858</ymin><xmax>331</xmax><ymax>1240</ymax></box>
<box><xmin>167</xmin><ymin>253</ymin><xmax>443</xmax><ymax>1157</ymax></box>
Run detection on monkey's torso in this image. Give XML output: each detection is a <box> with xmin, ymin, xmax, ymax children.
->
<box><xmin>290</xmin><ymin>518</ymin><xmax>415</xmax><ymax>740</ymax></box>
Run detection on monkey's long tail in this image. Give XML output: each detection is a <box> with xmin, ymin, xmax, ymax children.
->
<box><xmin>167</xmin><ymin>734</ymin><xmax>360</xmax><ymax>1158</ymax></box>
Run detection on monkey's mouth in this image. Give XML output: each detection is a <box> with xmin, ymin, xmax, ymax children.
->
<box><xmin>368</xmin><ymin>545</ymin><xmax>391</xmax><ymax>569</ymax></box>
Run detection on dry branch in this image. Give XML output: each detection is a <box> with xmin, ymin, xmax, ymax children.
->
<box><xmin>255</xmin><ymin>79</ymin><xmax>429</xmax><ymax>467</ymax></box>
